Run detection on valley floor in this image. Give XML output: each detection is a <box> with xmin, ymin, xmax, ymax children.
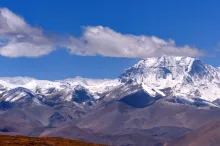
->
<box><xmin>0</xmin><ymin>135</ymin><xmax>105</xmax><ymax>146</ymax></box>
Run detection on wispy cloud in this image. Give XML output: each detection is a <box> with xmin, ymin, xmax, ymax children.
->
<box><xmin>0</xmin><ymin>8</ymin><xmax>204</xmax><ymax>58</ymax></box>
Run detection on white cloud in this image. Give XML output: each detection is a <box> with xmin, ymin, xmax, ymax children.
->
<box><xmin>64</xmin><ymin>26</ymin><xmax>204</xmax><ymax>58</ymax></box>
<box><xmin>0</xmin><ymin>8</ymin><xmax>204</xmax><ymax>58</ymax></box>
<box><xmin>0</xmin><ymin>8</ymin><xmax>55</xmax><ymax>57</ymax></box>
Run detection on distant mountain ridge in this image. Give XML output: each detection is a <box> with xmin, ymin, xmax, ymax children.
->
<box><xmin>0</xmin><ymin>56</ymin><xmax>220</xmax><ymax>107</ymax></box>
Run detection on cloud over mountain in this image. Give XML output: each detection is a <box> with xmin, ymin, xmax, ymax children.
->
<box><xmin>0</xmin><ymin>8</ymin><xmax>204</xmax><ymax>58</ymax></box>
<box><xmin>64</xmin><ymin>26</ymin><xmax>203</xmax><ymax>58</ymax></box>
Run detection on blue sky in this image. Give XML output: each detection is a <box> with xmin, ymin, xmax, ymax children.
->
<box><xmin>0</xmin><ymin>0</ymin><xmax>220</xmax><ymax>80</ymax></box>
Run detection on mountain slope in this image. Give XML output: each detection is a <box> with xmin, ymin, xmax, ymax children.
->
<box><xmin>169</xmin><ymin>117</ymin><xmax>220</xmax><ymax>146</ymax></box>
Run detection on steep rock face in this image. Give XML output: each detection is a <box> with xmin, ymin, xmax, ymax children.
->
<box><xmin>0</xmin><ymin>87</ymin><xmax>42</xmax><ymax>107</ymax></box>
<box><xmin>48</xmin><ymin>112</ymin><xmax>73</xmax><ymax>127</ymax></box>
<box><xmin>71</xmin><ymin>85</ymin><xmax>95</xmax><ymax>104</ymax></box>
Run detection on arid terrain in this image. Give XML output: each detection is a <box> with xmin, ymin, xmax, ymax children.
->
<box><xmin>169</xmin><ymin>117</ymin><xmax>220</xmax><ymax>146</ymax></box>
<box><xmin>0</xmin><ymin>135</ymin><xmax>105</xmax><ymax>146</ymax></box>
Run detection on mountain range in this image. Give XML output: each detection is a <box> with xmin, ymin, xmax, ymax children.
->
<box><xmin>0</xmin><ymin>56</ymin><xmax>220</xmax><ymax>146</ymax></box>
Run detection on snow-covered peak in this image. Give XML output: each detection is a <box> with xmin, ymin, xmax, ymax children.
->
<box><xmin>0</xmin><ymin>76</ymin><xmax>120</xmax><ymax>98</ymax></box>
<box><xmin>58</xmin><ymin>77</ymin><xmax>120</xmax><ymax>95</ymax></box>
<box><xmin>119</xmin><ymin>56</ymin><xmax>196</xmax><ymax>84</ymax></box>
<box><xmin>1</xmin><ymin>87</ymin><xmax>42</xmax><ymax>105</ymax></box>
<box><xmin>22</xmin><ymin>80</ymin><xmax>64</xmax><ymax>94</ymax></box>
<box><xmin>58</xmin><ymin>76</ymin><xmax>115</xmax><ymax>87</ymax></box>
<box><xmin>135</xmin><ymin>56</ymin><xmax>195</xmax><ymax>68</ymax></box>
<box><xmin>119</xmin><ymin>56</ymin><xmax>220</xmax><ymax>101</ymax></box>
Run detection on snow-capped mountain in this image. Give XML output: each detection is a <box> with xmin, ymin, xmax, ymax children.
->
<box><xmin>0</xmin><ymin>56</ymin><xmax>220</xmax><ymax>107</ymax></box>
<box><xmin>0</xmin><ymin>76</ymin><xmax>120</xmax><ymax>107</ymax></box>
<box><xmin>0</xmin><ymin>76</ymin><xmax>119</xmax><ymax>95</ymax></box>
<box><xmin>0</xmin><ymin>87</ymin><xmax>43</xmax><ymax>108</ymax></box>
<box><xmin>119</xmin><ymin>56</ymin><xmax>220</xmax><ymax>102</ymax></box>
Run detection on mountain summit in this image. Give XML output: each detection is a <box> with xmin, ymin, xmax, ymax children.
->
<box><xmin>119</xmin><ymin>56</ymin><xmax>220</xmax><ymax>102</ymax></box>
